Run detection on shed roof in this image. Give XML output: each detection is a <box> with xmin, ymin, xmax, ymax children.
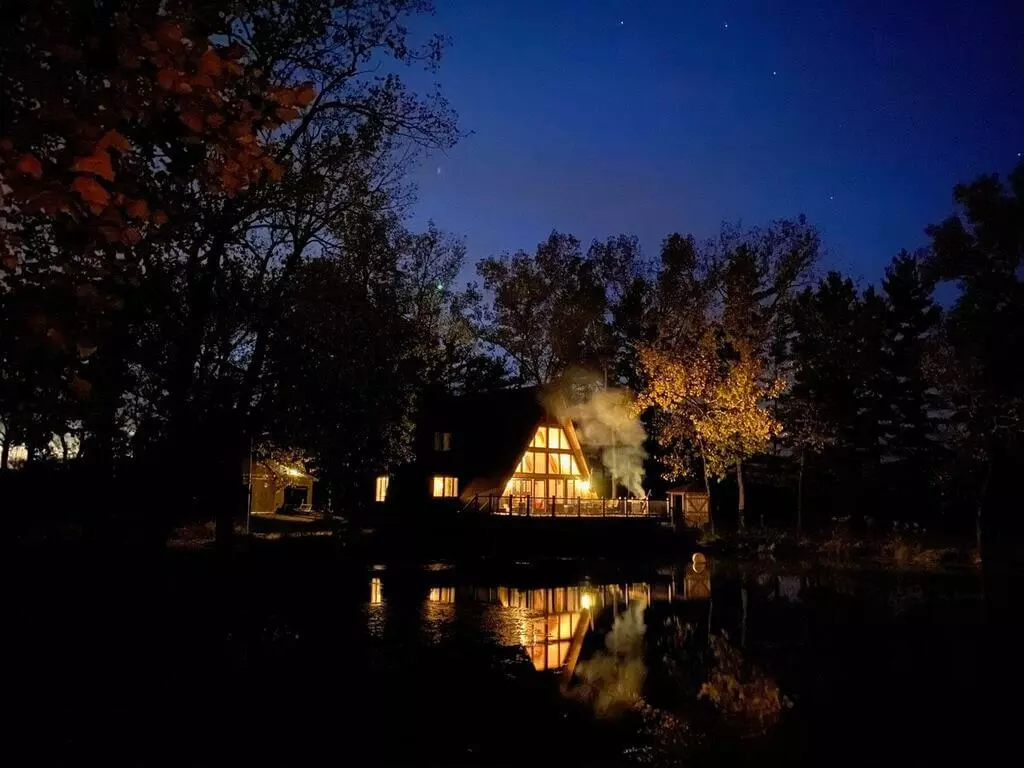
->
<box><xmin>666</xmin><ymin>483</ymin><xmax>708</xmax><ymax>495</ymax></box>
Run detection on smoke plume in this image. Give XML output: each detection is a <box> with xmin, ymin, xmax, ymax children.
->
<box><xmin>573</xmin><ymin>601</ymin><xmax>648</xmax><ymax>716</ymax></box>
<box><xmin>560</xmin><ymin>388</ymin><xmax>648</xmax><ymax>497</ymax></box>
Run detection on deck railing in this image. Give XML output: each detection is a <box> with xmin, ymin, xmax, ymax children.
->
<box><xmin>468</xmin><ymin>494</ymin><xmax>669</xmax><ymax>519</ymax></box>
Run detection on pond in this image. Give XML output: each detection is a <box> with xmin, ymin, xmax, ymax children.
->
<box><xmin>14</xmin><ymin>547</ymin><xmax>991</xmax><ymax>765</ymax></box>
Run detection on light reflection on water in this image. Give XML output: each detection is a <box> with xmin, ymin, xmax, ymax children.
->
<box><xmin>401</xmin><ymin>559</ymin><xmax>714</xmax><ymax>672</ymax></box>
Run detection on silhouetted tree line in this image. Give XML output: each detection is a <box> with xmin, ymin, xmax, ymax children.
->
<box><xmin>2</xmin><ymin>4</ymin><xmax>1021</xmax><ymax>562</ymax></box>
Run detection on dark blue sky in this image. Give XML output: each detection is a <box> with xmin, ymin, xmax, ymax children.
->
<box><xmin>407</xmin><ymin>0</ymin><xmax>1022</xmax><ymax>286</ymax></box>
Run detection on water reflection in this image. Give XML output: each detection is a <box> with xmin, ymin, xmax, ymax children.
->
<box><xmin>370</xmin><ymin>577</ymin><xmax>384</xmax><ymax>605</ymax></box>
<box><xmin>414</xmin><ymin>559</ymin><xmax>714</xmax><ymax>672</ymax></box>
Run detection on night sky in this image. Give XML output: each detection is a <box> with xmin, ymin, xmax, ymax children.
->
<box><xmin>407</xmin><ymin>0</ymin><xmax>1022</xmax><ymax>286</ymax></box>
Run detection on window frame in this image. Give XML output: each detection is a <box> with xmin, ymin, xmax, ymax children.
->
<box><xmin>431</xmin><ymin>475</ymin><xmax>458</xmax><ymax>498</ymax></box>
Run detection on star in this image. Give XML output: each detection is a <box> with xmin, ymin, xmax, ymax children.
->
<box><xmin>772</xmin><ymin>70</ymin><xmax>777</xmax><ymax>76</ymax></box>
<box><xmin>724</xmin><ymin>22</ymin><xmax>729</xmax><ymax>29</ymax></box>
<box><xmin>619</xmin><ymin>20</ymin><xmax>624</xmax><ymax>26</ymax></box>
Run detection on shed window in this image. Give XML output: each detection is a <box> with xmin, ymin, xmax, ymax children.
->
<box><xmin>433</xmin><ymin>432</ymin><xmax>452</xmax><ymax>451</ymax></box>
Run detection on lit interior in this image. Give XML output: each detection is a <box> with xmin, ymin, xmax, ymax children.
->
<box><xmin>432</xmin><ymin>475</ymin><xmax>458</xmax><ymax>498</ymax></box>
<box><xmin>502</xmin><ymin>424</ymin><xmax>591</xmax><ymax>501</ymax></box>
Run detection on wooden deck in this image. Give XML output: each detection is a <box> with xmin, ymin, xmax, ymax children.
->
<box><xmin>467</xmin><ymin>494</ymin><xmax>669</xmax><ymax>519</ymax></box>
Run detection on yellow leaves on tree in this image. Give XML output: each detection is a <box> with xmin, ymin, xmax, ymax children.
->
<box><xmin>637</xmin><ymin>344</ymin><xmax>785</xmax><ymax>479</ymax></box>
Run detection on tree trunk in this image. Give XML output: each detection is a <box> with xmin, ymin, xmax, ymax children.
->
<box><xmin>736</xmin><ymin>460</ymin><xmax>746</xmax><ymax>531</ymax></box>
<box><xmin>797</xmin><ymin>448</ymin><xmax>805</xmax><ymax>533</ymax></box>
<box><xmin>0</xmin><ymin>428</ymin><xmax>10</xmax><ymax>470</ymax></box>
<box><xmin>700</xmin><ymin>440</ymin><xmax>714</xmax><ymax>534</ymax></box>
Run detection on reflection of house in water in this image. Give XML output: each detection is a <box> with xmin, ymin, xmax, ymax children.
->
<box><xmin>370</xmin><ymin>577</ymin><xmax>384</xmax><ymax>605</ymax></box>
<box><xmin>428</xmin><ymin>587</ymin><xmax>456</xmax><ymax>604</ymax></box>
<box><xmin>424</xmin><ymin>579</ymin><xmax>707</xmax><ymax>672</ymax></box>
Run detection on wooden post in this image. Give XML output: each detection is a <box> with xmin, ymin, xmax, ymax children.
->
<box><xmin>526</xmin><ymin>495</ymin><xmax>531</xmax><ymax>517</ymax></box>
<box><xmin>550</xmin><ymin>495</ymin><xmax>555</xmax><ymax>517</ymax></box>
<box><xmin>601</xmin><ymin>498</ymin><xmax>606</xmax><ymax>517</ymax></box>
<box><xmin>577</xmin><ymin>497</ymin><xmax>581</xmax><ymax>517</ymax></box>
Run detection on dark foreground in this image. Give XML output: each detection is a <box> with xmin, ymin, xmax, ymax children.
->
<box><xmin>11</xmin><ymin>538</ymin><xmax>1006</xmax><ymax>765</ymax></box>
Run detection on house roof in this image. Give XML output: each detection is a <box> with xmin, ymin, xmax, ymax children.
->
<box><xmin>419</xmin><ymin>386</ymin><xmax>590</xmax><ymax>502</ymax></box>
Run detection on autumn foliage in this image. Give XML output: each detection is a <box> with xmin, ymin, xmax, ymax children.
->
<box><xmin>0</xmin><ymin>0</ymin><xmax>312</xmax><ymax>268</ymax></box>
<box><xmin>637</xmin><ymin>343</ymin><xmax>786</xmax><ymax>479</ymax></box>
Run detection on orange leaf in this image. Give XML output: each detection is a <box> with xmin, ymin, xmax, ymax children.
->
<box><xmin>180</xmin><ymin>111</ymin><xmax>204</xmax><ymax>132</ymax></box>
<box><xmin>269</xmin><ymin>88</ymin><xmax>296</xmax><ymax>107</ymax></box>
<box><xmin>14</xmin><ymin>153</ymin><xmax>43</xmax><ymax>179</ymax></box>
<box><xmin>70</xmin><ymin>375</ymin><xmax>93</xmax><ymax>400</ymax></box>
<box><xmin>72</xmin><ymin>175</ymin><xmax>111</xmax><ymax>213</ymax></box>
<box><xmin>122</xmin><ymin>228</ymin><xmax>142</xmax><ymax>245</ymax></box>
<box><xmin>71</xmin><ymin>151</ymin><xmax>114</xmax><ymax>182</ymax></box>
<box><xmin>198</xmin><ymin>49</ymin><xmax>222</xmax><ymax>76</ymax></box>
<box><xmin>295</xmin><ymin>83</ymin><xmax>316</xmax><ymax>106</ymax></box>
<box><xmin>97</xmin><ymin>130</ymin><xmax>131</xmax><ymax>153</ymax></box>
<box><xmin>229</xmin><ymin>121</ymin><xmax>253</xmax><ymax>138</ymax></box>
<box><xmin>126</xmin><ymin>198</ymin><xmax>150</xmax><ymax>220</ymax></box>
<box><xmin>151</xmin><ymin>210</ymin><xmax>168</xmax><ymax>227</ymax></box>
<box><xmin>192</xmin><ymin>74</ymin><xmax>214</xmax><ymax>89</ymax></box>
<box><xmin>206</xmin><ymin>113</ymin><xmax>225</xmax><ymax>128</ymax></box>
<box><xmin>157</xmin><ymin>69</ymin><xmax>177</xmax><ymax>90</ymax></box>
<box><xmin>275</xmin><ymin>106</ymin><xmax>300</xmax><ymax>122</ymax></box>
<box><xmin>156</xmin><ymin>22</ymin><xmax>183</xmax><ymax>44</ymax></box>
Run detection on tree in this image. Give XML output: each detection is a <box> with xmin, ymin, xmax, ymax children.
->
<box><xmin>878</xmin><ymin>251</ymin><xmax>945</xmax><ymax>510</ymax></box>
<box><xmin>923</xmin><ymin>162</ymin><xmax>1023</xmax><ymax>596</ymax></box>
<box><xmin>2</xmin><ymin>1</ymin><xmax>459</xmax><ymax>542</ymax></box>
<box><xmin>775</xmin><ymin>273</ymin><xmax>863</xmax><ymax>525</ymax></box>
<box><xmin>473</xmin><ymin>232</ymin><xmax>609</xmax><ymax>386</ymax></box>
<box><xmin>639</xmin><ymin>219</ymin><xmax>819</xmax><ymax>528</ymax></box>
<box><xmin>637</xmin><ymin>343</ymin><xmax>786</xmax><ymax>526</ymax></box>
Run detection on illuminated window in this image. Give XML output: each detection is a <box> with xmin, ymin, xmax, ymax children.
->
<box><xmin>559</xmin><ymin>454</ymin><xmax>572</xmax><ymax>475</ymax></box>
<box><xmin>571</xmin><ymin>456</ymin><xmax>580</xmax><ymax>476</ymax></box>
<box><xmin>374</xmin><ymin>475</ymin><xmax>389</xmax><ymax>502</ymax></box>
<box><xmin>547</xmin><ymin>427</ymin><xmax>562</xmax><ymax>449</ymax></box>
<box><xmin>532</xmin><ymin>427</ymin><xmax>546</xmax><ymax>448</ymax></box>
<box><xmin>524</xmin><ymin>452</ymin><xmax>535</xmax><ymax>474</ymax></box>
<box><xmin>433</xmin><ymin>432</ymin><xmax>452</xmax><ymax>451</ymax></box>
<box><xmin>548</xmin><ymin>453</ymin><xmax>560</xmax><ymax>474</ymax></box>
<box><xmin>432</xmin><ymin>475</ymin><xmax>458</xmax><ymax>498</ymax></box>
